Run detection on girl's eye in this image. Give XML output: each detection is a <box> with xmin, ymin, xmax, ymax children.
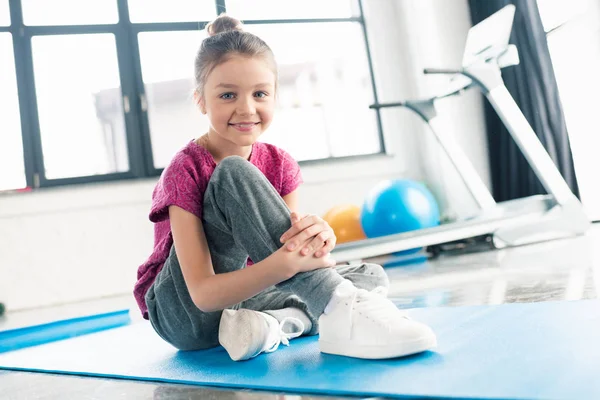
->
<box><xmin>254</xmin><ymin>91</ymin><xmax>268</xmax><ymax>98</ymax></box>
<box><xmin>220</xmin><ymin>92</ymin><xmax>235</xmax><ymax>100</ymax></box>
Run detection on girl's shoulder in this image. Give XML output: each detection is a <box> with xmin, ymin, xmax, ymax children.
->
<box><xmin>167</xmin><ymin>140</ymin><xmax>213</xmax><ymax>167</ymax></box>
<box><xmin>149</xmin><ymin>140</ymin><xmax>211</xmax><ymax>223</ymax></box>
<box><xmin>161</xmin><ymin>140</ymin><xmax>215</xmax><ymax>181</ymax></box>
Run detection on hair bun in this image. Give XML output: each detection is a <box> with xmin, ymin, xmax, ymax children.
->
<box><xmin>206</xmin><ymin>14</ymin><xmax>244</xmax><ymax>37</ymax></box>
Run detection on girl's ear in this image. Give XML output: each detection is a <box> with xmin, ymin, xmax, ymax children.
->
<box><xmin>194</xmin><ymin>91</ymin><xmax>207</xmax><ymax>114</ymax></box>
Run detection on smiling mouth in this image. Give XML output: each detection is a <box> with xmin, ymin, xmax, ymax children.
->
<box><xmin>229</xmin><ymin>122</ymin><xmax>260</xmax><ymax>132</ymax></box>
<box><xmin>229</xmin><ymin>122</ymin><xmax>259</xmax><ymax>126</ymax></box>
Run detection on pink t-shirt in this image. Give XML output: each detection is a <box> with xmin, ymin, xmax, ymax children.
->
<box><xmin>134</xmin><ymin>140</ymin><xmax>303</xmax><ymax>319</ymax></box>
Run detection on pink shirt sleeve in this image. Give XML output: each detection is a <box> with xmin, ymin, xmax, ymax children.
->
<box><xmin>280</xmin><ymin>150</ymin><xmax>303</xmax><ymax>197</ymax></box>
<box><xmin>149</xmin><ymin>152</ymin><xmax>203</xmax><ymax>223</ymax></box>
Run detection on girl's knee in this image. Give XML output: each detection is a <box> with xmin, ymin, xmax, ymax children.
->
<box><xmin>212</xmin><ymin>155</ymin><xmax>262</xmax><ymax>186</ymax></box>
<box><xmin>216</xmin><ymin>155</ymin><xmax>255</xmax><ymax>177</ymax></box>
<box><xmin>218</xmin><ymin>155</ymin><xmax>247</xmax><ymax>170</ymax></box>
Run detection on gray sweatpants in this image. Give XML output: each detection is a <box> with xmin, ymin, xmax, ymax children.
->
<box><xmin>146</xmin><ymin>156</ymin><xmax>388</xmax><ymax>351</ymax></box>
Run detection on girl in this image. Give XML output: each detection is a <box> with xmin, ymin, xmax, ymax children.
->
<box><xmin>134</xmin><ymin>14</ymin><xmax>436</xmax><ymax>362</ymax></box>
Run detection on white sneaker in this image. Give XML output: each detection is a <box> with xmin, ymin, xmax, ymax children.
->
<box><xmin>319</xmin><ymin>284</ymin><xmax>437</xmax><ymax>359</ymax></box>
<box><xmin>371</xmin><ymin>285</ymin><xmax>389</xmax><ymax>298</ymax></box>
<box><xmin>219</xmin><ymin>309</ymin><xmax>304</xmax><ymax>361</ymax></box>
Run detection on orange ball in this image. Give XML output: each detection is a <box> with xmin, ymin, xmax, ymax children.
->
<box><xmin>323</xmin><ymin>205</ymin><xmax>367</xmax><ymax>244</ymax></box>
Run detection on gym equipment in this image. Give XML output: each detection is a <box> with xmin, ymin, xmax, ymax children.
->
<box><xmin>1</xmin><ymin>300</ymin><xmax>599</xmax><ymax>399</ymax></box>
<box><xmin>0</xmin><ymin>310</ymin><xmax>130</xmax><ymax>353</ymax></box>
<box><xmin>322</xmin><ymin>204</ymin><xmax>366</xmax><ymax>244</ymax></box>
<box><xmin>361</xmin><ymin>179</ymin><xmax>440</xmax><ymax>238</ymax></box>
<box><xmin>331</xmin><ymin>4</ymin><xmax>589</xmax><ymax>263</ymax></box>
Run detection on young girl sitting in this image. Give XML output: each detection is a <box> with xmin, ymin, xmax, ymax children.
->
<box><xmin>134</xmin><ymin>14</ymin><xmax>437</xmax><ymax>362</ymax></box>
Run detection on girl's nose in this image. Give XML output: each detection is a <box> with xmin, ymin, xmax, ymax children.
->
<box><xmin>237</xmin><ymin>97</ymin><xmax>256</xmax><ymax>116</ymax></box>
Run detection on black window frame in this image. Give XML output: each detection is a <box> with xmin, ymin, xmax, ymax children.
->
<box><xmin>4</xmin><ymin>0</ymin><xmax>384</xmax><ymax>190</ymax></box>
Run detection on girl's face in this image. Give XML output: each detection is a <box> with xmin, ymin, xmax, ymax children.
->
<box><xmin>199</xmin><ymin>55</ymin><xmax>276</xmax><ymax>148</ymax></box>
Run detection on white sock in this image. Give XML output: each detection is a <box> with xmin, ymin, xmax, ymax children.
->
<box><xmin>324</xmin><ymin>279</ymin><xmax>356</xmax><ymax>314</ymax></box>
<box><xmin>265</xmin><ymin>307</ymin><xmax>312</xmax><ymax>335</ymax></box>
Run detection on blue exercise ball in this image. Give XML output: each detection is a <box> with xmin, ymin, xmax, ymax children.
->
<box><xmin>360</xmin><ymin>179</ymin><xmax>440</xmax><ymax>239</ymax></box>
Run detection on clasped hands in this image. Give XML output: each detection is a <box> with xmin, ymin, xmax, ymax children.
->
<box><xmin>279</xmin><ymin>212</ymin><xmax>337</xmax><ymax>260</ymax></box>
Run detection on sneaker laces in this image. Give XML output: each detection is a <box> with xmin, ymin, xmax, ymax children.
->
<box><xmin>263</xmin><ymin>316</ymin><xmax>304</xmax><ymax>353</ymax></box>
<box><xmin>353</xmin><ymin>289</ymin><xmax>409</xmax><ymax>325</ymax></box>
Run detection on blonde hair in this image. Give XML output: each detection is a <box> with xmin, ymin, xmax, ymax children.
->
<box><xmin>195</xmin><ymin>14</ymin><xmax>278</xmax><ymax>95</ymax></box>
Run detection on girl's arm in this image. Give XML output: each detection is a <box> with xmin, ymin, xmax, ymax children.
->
<box><xmin>169</xmin><ymin>205</ymin><xmax>334</xmax><ymax>312</ymax></box>
<box><xmin>282</xmin><ymin>189</ymin><xmax>299</xmax><ymax>213</ymax></box>
<box><xmin>169</xmin><ymin>205</ymin><xmax>293</xmax><ymax>312</ymax></box>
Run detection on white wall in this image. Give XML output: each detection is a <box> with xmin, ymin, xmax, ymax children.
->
<box><xmin>0</xmin><ymin>0</ymin><xmax>489</xmax><ymax>311</ymax></box>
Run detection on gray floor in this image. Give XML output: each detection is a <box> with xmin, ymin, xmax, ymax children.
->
<box><xmin>2</xmin><ymin>226</ymin><xmax>599</xmax><ymax>399</ymax></box>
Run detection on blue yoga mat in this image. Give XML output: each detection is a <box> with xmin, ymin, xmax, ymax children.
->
<box><xmin>0</xmin><ymin>310</ymin><xmax>131</xmax><ymax>353</ymax></box>
<box><xmin>0</xmin><ymin>301</ymin><xmax>599</xmax><ymax>399</ymax></box>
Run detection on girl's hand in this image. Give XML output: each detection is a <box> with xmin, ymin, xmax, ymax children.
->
<box><xmin>280</xmin><ymin>212</ymin><xmax>337</xmax><ymax>258</ymax></box>
<box><xmin>274</xmin><ymin>237</ymin><xmax>337</xmax><ymax>275</ymax></box>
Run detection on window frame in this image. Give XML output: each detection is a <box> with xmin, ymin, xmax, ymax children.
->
<box><xmin>4</xmin><ymin>0</ymin><xmax>385</xmax><ymax>190</ymax></box>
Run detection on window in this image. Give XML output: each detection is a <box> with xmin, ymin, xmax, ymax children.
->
<box><xmin>225</xmin><ymin>0</ymin><xmax>358</xmax><ymax>20</ymax></box>
<box><xmin>31</xmin><ymin>34</ymin><xmax>128</xmax><ymax>179</ymax></box>
<box><xmin>138</xmin><ymin>30</ymin><xmax>209</xmax><ymax>169</ymax></box>
<box><xmin>246</xmin><ymin>23</ymin><xmax>380</xmax><ymax>161</ymax></box>
<box><xmin>0</xmin><ymin>33</ymin><xmax>27</xmax><ymax>191</ymax></box>
<box><xmin>537</xmin><ymin>0</ymin><xmax>600</xmax><ymax>220</ymax></box>
<box><xmin>0</xmin><ymin>0</ymin><xmax>9</xmax><ymax>26</ymax></box>
<box><xmin>128</xmin><ymin>0</ymin><xmax>216</xmax><ymax>23</ymax></box>
<box><xmin>3</xmin><ymin>0</ymin><xmax>384</xmax><ymax>190</ymax></box>
<box><xmin>21</xmin><ymin>0</ymin><xmax>119</xmax><ymax>26</ymax></box>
